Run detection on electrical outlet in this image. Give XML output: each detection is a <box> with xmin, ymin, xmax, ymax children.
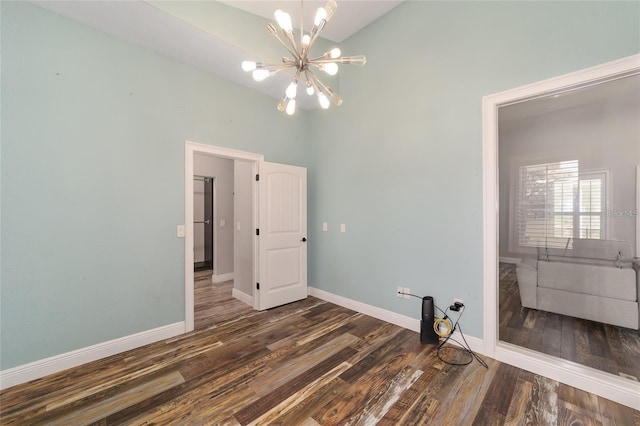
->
<box><xmin>403</xmin><ymin>288</ymin><xmax>411</xmax><ymax>299</ymax></box>
<box><xmin>450</xmin><ymin>298</ymin><xmax>465</xmax><ymax>312</ymax></box>
<box><xmin>397</xmin><ymin>286</ymin><xmax>403</xmax><ymax>298</ymax></box>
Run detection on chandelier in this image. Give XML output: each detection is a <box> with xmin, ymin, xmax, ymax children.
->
<box><xmin>241</xmin><ymin>0</ymin><xmax>366</xmax><ymax>115</ymax></box>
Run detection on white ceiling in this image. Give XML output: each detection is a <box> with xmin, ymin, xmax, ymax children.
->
<box><xmin>219</xmin><ymin>1</ymin><xmax>403</xmax><ymax>43</ymax></box>
<box><xmin>32</xmin><ymin>0</ymin><xmax>403</xmax><ymax>110</ymax></box>
<box><xmin>499</xmin><ymin>73</ymin><xmax>640</xmax><ymax>124</ymax></box>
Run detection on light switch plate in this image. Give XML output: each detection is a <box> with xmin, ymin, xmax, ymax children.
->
<box><xmin>322</xmin><ymin>222</ymin><xmax>328</xmax><ymax>232</ymax></box>
<box><xmin>177</xmin><ymin>225</ymin><xmax>185</xmax><ymax>238</ymax></box>
<box><xmin>341</xmin><ymin>224</ymin><xmax>346</xmax><ymax>233</ymax></box>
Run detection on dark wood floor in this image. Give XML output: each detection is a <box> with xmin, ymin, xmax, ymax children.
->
<box><xmin>194</xmin><ymin>270</ymin><xmax>254</xmax><ymax>330</ymax></box>
<box><xmin>499</xmin><ymin>262</ymin><xmax>640</xmax><ymax>381</ymax></box>
<box><xmin>1</xmin><ymin>280</ymin><xmax>639</xmax><ymax>425</ymax></box>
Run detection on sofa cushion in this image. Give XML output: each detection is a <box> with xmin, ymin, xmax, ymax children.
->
<box><xmin>539</xmin><ymin>239</ymin><xmax>634</xmax><ymax>268</ymax></box>
<box><xmin>538</xmin><ymin>261</ymin><xmax>636</xmax><ymax>301</ymax></box>
<box><xmin>572</xmin><ymin>239</ymin><xmax>633</xmax><ymax>261</ymax></box>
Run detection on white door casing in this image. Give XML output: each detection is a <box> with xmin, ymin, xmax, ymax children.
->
<box><xmin>184</xmin><ymin>142</ymin><xmax>263</xmax><ymax>332</ymax></box>
<box><xmin>257</xmin><ymin>162</ymin><xmax>308</xmax><ymax>310</ymax></box>
<box><xmin>482</xmin><ymin>54</ymin><xmax>640</xmax><ymax>409</ymax></box>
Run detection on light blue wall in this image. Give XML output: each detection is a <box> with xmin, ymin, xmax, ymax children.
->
<box><xmin>0</xmin><ymin>1</ymin><xmax>310</xmax><ymax>370</ymax></box>
<box><xmin>306</xmin><ymin>1</ymin><xmax>640</xmax><ymax>335</ymax></box>
<box><xmin>1</xmin><ymin>0</ymin><xmax>639</xmax><ymax>371</ymax></box>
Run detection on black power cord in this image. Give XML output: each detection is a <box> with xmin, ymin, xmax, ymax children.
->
<box><xmin>398</xmin><ymin>291</ymin><xmax>488</xmax><ymax>368</ymax></box>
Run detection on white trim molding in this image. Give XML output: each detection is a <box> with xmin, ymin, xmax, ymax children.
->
<box><xmin>636</xmin><ymin>165</ymin><xmax>639</xmax><ymax>257</ymax></box>
<box><xmin>232</xmin><ymin>288</ymin><xmax>254</xmax><ymax>307</ymax></box>
<box><xmin>483</xmin><ymin>53</ymin><xmax>640</xmax><ymax>410</ymax></box>
<box><xmin>308</xmin><ymin>287</ymin><xmax>484</xmax><ymax>355</ymax></box>
<box><xmin>0</xmin><ymin>322</ymin><xmax>185</xmax><ymax>390</ymax></box>
<box><xmin>185</xmin><ymin>141</ymin><xmax>264</xmax><ymax>332</ymax></box>
<box><xmin>212</xmin><ymin>272</ymin><xmax>234</xmax><ymax>283</ymax></box>
<box><xmin>499</xmin><ymin>256</ymin><xmax>522</xmax><ymax>264</ymax></box>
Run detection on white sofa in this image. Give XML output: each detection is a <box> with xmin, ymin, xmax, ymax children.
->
<box><xmin>515</xmin><ymin>239</ymin><xmax>639</xmax><ymax>330</ymax></box>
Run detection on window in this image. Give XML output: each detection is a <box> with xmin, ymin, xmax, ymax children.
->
<box><xmin>516</xmin><ymin>160</ymin><xmax>606</xmax><ymax>249</ymax></box>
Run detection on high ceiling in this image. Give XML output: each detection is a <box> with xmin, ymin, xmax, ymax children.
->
<box><xmin>499</xmin><ymin>73</ymin><xmax>640</xmax><ymax>125</ymax></box>
<box><xmin>219</xmin><ymin>1</ymin><xmax>403</xmax><ymax>43</ymax></box>
<box><xmin>32</xmin><ymin>0</ymin><xmax>403</xmax><ymax>110</ymax></box>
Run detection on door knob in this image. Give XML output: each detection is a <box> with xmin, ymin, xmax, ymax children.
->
<box><xmin>301</xmin><ymin>237</ymin><xmax>307</xmax><ymax>242</ymax></box>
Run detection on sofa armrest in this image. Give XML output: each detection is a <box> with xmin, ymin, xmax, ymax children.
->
<box><xmin>517</xmin><ymin>257</ymin><xmax>538</xmax><ymax>271</ymax></box>
<box><xmin>634</xmin><ymin>259</ymin><xmax>640</xmax><ymax>302</ymax></box>
<box><xmin>515</xmin><ymin>258</ymin><xmax>538</xmax><ymax>309</ymax></box>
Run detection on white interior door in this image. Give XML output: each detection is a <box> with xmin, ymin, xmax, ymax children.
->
<box><xmin>257</xmin><ymin>161</ymin><xmax>307</xmax><ymax>310</ymax></box>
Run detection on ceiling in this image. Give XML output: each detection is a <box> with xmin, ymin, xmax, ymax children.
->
<box><xmin>32</xmin><ymin>0</ymin><xmax>403</xmax><ymax>110</ymax></box>
<box><xmin>219</xmin><ymin>1</ymin><xmax>403</xmax><ymax>43</ymax></box>
<box><xmin>499</xmin><ymin>73</ymin><xmax>640</xmax><ymax>124</ymax></box>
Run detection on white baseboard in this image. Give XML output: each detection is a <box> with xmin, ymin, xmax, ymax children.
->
<box><xmin>499</xmin><ymin>256</ymin><xmax>522</xmax><ymax>264</ymax></box>
<box><xmin>495</xmin><ymin>343</ymin><xmax>640</xmax><ymax>411</ymax></box>
<box><xmin>232</xmin><ymin>288</ymin><xmax>254</xmax><ymax>307</ymax></box>
<box><xmin>212</xmin><ymin>272</ymin><xmax>234</xmax><ymax>283</ymax></box>
<box><xmin>308</xmin><ymin>287</ymin><xmax>484</xmax><ymax>354</ymax></box>
<box><xmin>0</xmin><ymin>322</ymin><xmax>185</xmax><ymax>390</ymax></box>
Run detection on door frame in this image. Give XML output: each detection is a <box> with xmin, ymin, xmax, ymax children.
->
<box><xmin>184</xmin><ymin>141</ymin><xmax>264</xmax><ymax>332</ymax></box>
<box><xmin>482</xmin><ymin>54</ymin><xmax>640</xmax><ymax>409</ymax></box>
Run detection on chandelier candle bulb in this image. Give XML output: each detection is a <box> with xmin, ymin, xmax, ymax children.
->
<box><xmin>274</xmin><ymin>10</ymin><xmax>293</xmax><ymax>33</ymax></box>
<box><xmin>329</xmin><ymin>48</ymin><xmax>341</xmax><ymax>59</ymax></box>
<box><xmin>318</xmin><ymin>92</ymin><xmax>330</xmax><ymax>109</ymax></box>
<box><xmin>252</xmin><ymin>69</ymin><xmax>270</xmax><ymax>82</ymax></box>
<box><xmin>314</xmin><ymin>8</ymin><xmax>327</xmax><ymax>26</ymax></box>
<box><xmin>341</xmin><ymin>55</ymin><xmax>367</xmax><ymax>65</ymax></box>
<box><xmin>241</xmin><ymin>61</ymin><xmax>257</xmax><ymax>72</ymax></box>
<box><xmin>286</xmin><ymin>99</ymin><xmax>296</xmax><ymax>115</ymax></box>
<box><xmin>321</xmin><ymin>63</ymin><xmax>339</xmax><ymax>76</ymax></box>
<box><xmin>285</xmin><ymin>82</ymin><xmax>298</xmax><ymax>99</ymax></box>
<box><xmin>324</xmin><ymin>0</ymin><xmax>338</xmax><ymax>21</ymax></box>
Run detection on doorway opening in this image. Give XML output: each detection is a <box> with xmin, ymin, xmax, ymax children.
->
<box><xmin>482</xmin><ymin>54</ymin><xmax>640</xmax><ymax>409</ymax></box>
<box><xmin>184</xmin><ymin>141</ymin><xmax>309</xmax><ymax>332</ymax></box>
<box><xmin>184</xmin><ymin>142</ymin><xmax>263</xmax><ymax>333</ymax></box>
<box><xmin>193</xmin><ymin>175</ymin><xmax>214</xmax><ymax>272</ymax></box>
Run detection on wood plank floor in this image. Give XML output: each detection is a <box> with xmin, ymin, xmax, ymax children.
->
<box><xmin>499</xmin><ymin>263</ymin><xmax>640</xmax><ymax>381</ymax></box>
<box><xmin>194</xmin><ymin>270</ymin><xmax>253</xmax><ymax>330</ymax></box>
<box><xmin>1</xmin><ymin>283</ymin><xmax>639</xmax><ymax>425</ymax></box>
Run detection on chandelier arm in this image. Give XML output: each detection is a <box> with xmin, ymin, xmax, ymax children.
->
<box><xmin>305</xmin><ymin>21</ymin><xmax>326</xmax><ymax>53</ymax></box>
<box><xmin>308</xmin><ymin>72</ymin><xmax>342</xmax><ymax>106</ymax></box>
<box><xmin>308</xmin><ymin>57</ymin><xmax>365</xmax><ymax>66</ymax></box>
<box><xmin>310</xmin><ymin>58</ymin><xmax>343</xmax><ymax>64</ymax></box>
<box><xmin>268</xmin><ymin>30</ymin><xmax>299</xmax><ymax>60</ymax></box>
<box><xmin>259</xmin><ymin>64</ymin><xmax>296</xmax><ymax>73</ymax></box>
<box><xmin>261</xmin><ymin>62</ymin><xmax>293</xmax><ymax>69</ymax></box>
<box><xmin>304</xmin><ymin>70</ymin><xmax>319</xmax><ymax>92</ymax></box>
<box><xmin>308</xmin><ymin>72</ymin><xmax>332</xmax><ymax>96</ymax></box>
<box><xmin>307</xmin><ymin>54</ymin><xmax>329</xmax><ymax>63</ymax></box>
<box><xmin>287</xmin><ymin>69</ymin><xmax>302</xmax><ymax>91</ymax></box>
<box><xmin>300</xmin><ymin>0</ymin><xmax>304</xmax><ymax>50</ymax></box>
<box><xmin>283</xmin><ymin>31</ymin><xmax>301</xmax><ymax>59</ymax></box>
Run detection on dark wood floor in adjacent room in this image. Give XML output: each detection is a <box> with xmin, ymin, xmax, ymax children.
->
<box><xmin>499</xmin><ymin>263</ymin><xmax>640</xmax><ymax>381</ymax></box>
<box><xmin>1</xmin><ymin>280</ymin><xmax>638</xmax><ymax>425</ymax></box>
<box><xmin>194</xmin><ymin>270</ymin><xmax>254</xmax><ymax>330</ymax></box>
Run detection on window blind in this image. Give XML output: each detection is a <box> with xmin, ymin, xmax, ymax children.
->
<box><xmin>515</xmin><ymin>160</ymin><xmax>605</xmax><ymax>250</ymax></box>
